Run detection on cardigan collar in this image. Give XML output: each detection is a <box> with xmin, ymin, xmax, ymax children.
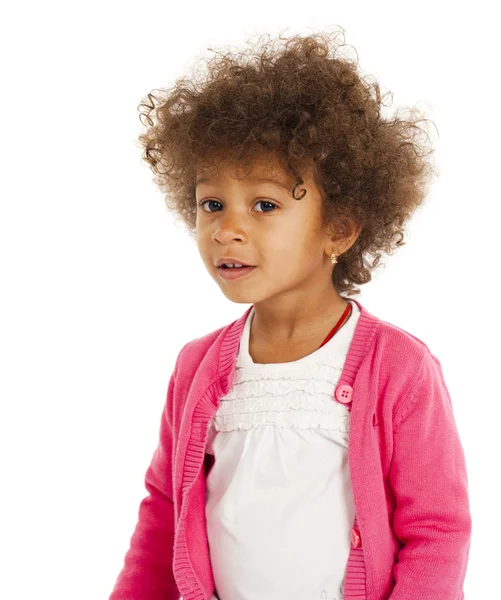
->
<box><xmin>213</xmin><ymin>297</ymin><xmax>382</xmax><ymax>397</ymax></box>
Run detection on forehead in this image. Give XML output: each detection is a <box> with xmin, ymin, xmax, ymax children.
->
<box><xmin>196</xmin><ymin>155</ymin><xmax>290</xmax><ymax>186</ymax></box>
<box><xmin>195</xmin><ymin>153</ymin><xmax>319</xmax><ymax>194</ymax></box>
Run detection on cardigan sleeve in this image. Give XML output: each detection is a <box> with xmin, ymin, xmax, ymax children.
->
<box><xmin>388</xmin><ymin>350</ymin><xmax>472</xmax><ymax>600</ymax></box>
<box><xmin>109</xmin><ymin>353</ymin><xmax>182</xmax><ymax>600</ymax></box>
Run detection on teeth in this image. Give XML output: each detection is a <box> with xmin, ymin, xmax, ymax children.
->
<box><xmin>225</xmin><ymin>263</ymin><xmax>243</xmax><ymax>268</ymax></box>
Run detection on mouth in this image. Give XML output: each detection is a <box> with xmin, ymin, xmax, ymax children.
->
<box><xmin>217</xmin><ymin>265</ymin><xmax>257</xmax><ymax>280</ymax></box>
<box><xmin>215</xmin><ymin>260</ymin><xmax>255</xmax><ymax>268</ymax></box>
<box><xmin>217</xmin><ymin>264</ymin><xmax>255</xmax><ymax>269</ymax></box>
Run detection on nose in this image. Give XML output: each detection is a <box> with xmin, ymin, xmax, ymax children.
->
<box><xmin>213</xmin><ymin>229</ymin><xmax>244</xmax><ymax>244</ymax></box>
<box><xmin>212</xmin><ymin>217</ymin><xmax>247</xmax><ymax>244</ymax></box>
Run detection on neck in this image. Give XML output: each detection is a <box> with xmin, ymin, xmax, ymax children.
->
<box><xmin>251</xmin><ymin>288</ymin><xmax>350</xmax><ymax>345</ymax></box>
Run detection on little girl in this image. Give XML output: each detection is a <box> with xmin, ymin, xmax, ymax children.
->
<box><xmin>110</xmin><ymin>28</ymin><xmax>472</xmax><ymax>600</ymax></box>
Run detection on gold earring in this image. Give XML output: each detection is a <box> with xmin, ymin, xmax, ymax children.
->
<box><xmin>330</xmin><ymin>251</ymin><xmax>337</xmax><ymax>265</ymax></box>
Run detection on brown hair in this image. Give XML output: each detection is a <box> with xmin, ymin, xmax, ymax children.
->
<box><xmin>136</xmin><ymin>26</ymin><xmax>439</xmax><ymax>297</ymax></box>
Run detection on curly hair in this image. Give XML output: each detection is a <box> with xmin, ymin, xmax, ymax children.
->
<box><xmin>136</xmin><ymin>26</ymin><xmax>439</xmax><ymax>297</ymax></box>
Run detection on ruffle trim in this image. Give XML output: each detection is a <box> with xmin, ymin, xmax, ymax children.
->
<box><xmin>212</xmin><ymin>405</ymin><xmax>350</xmax><ymax>434</ymax></box>
<box><xmin>224</xmin><ymin>372</ymin><xmax>342</xmax><ymax>400</ymax></box>
<box><xmin>217</xmin><ymin>390</ymin><xmax>347</xmax><ymax>415</ymax></box>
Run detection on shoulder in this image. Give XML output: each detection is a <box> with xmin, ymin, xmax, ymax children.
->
<box><xmin>369</xmin><ymin>316</ymin><xmax>444</xmax><ymax>402</ymax></box>
<box><xmin>376</xmin><ymin>316</ymin><xmax>440</xmax><ymax>364</ymax></box>
<box><xmin>364</xmin><ymin>315</ymin><xmax>449</xmax><ymax>426</ymax></box>
<box><xmin>173</xmin><ymin>320</ymin><xmax>231</xmax><ymax>378</ymax></box>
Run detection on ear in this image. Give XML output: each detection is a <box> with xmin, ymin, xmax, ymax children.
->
<box><xmin>326</xmin><ymin>217</ymin><xmax>362</xmax><ymax>255</ymax></box>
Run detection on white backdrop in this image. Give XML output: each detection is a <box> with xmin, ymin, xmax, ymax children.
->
<box><xmin>1</xmin><ymin>1</ymin><xmax>498</xmax><ymax>598</ymax></box>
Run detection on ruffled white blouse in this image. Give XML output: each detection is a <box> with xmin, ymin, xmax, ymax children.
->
<box><xmin>204</xmin><ymin>300</ymin><xmax>361</xmax><ymax>600</ymax></box>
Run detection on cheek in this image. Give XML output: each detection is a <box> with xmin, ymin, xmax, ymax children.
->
<box><xmin>274</xmin><ymin>222</ymin><xmax>313</xmax><ymax>255</ymax></box>
<box><xmin>195</xmin><ymin>235</ymin><xmax>210</xmax><ymax>262</ymax></box>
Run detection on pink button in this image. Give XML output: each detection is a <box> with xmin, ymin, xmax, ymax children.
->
<box><xmin>335</xmin><ymin>384</ymin><xmax>353</xmax><ymax>404</ymax></box>
<box><xmin>350</xmin><ymin>527</ymin><xmax>361</xmax><ymax>548</ymax></box>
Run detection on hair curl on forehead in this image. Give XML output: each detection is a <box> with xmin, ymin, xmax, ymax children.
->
<box><xmin>136</xmin><ymin>26</ymin><xmax>439</xmax><ymax>297</ymax></box>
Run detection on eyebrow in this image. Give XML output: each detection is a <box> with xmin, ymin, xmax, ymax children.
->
<box><xmin>195</xmin><ymin>176</ymin><xmax>290</xmax><ymax>191</ymax></box>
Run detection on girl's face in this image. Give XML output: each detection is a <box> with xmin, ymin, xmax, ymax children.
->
<box><xmin>195</xmin><ymin>153</ymin><xmax>338</xmax><ymax>305</ymax></box>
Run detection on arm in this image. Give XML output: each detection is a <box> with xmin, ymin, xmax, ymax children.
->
<box><xmin>388</xmin><ymin>351</ymin><xmax>472</xmax><ymax>600</ymax></box>
<box><xmin>109</xmin><ymin>355</ymin><xmax>181</xmax><ymax>600</ymax></box>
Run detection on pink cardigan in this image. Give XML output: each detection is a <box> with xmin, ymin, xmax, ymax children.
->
<box><xmin>109</xmin><ymin>298</ymin><xmax>472</xmax><ymax>600</ymax></box>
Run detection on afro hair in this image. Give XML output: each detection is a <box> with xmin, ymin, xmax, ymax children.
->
<box><xmin>136</xmin><ymin>26</ymin><xmax>439</xmax><ymax>297</ymax></box>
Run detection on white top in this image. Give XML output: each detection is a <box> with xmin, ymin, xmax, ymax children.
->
<box><xmin>204</xmin><ymin>300</ymin><xmax>360</xmax><ymax>600</ymax></box>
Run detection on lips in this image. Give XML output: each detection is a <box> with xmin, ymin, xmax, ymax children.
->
<box><xmin>217</xmin><ymin>264</ymin><xmax>257</xmax><ymax>280</ymax></box>
<box><xmin>215</xmin><ymin>258</ymin><xmax>255</xmax><ymax>267</ymax></box>
<box><xmin>218</xmin><ymin>264</ymin><xmax>251</xmax><ymax>269</ymax></box>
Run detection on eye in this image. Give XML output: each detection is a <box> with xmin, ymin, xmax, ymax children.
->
<box><xmin>198</xmin><ymin>199</ymin><xmax>278</xmax><ymax>213</ymax></box>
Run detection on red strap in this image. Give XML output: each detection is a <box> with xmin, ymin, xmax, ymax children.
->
<box><xmin>318</xmin><ymin>303</ymin><xmax>352</xmax><ymax>348</ymax></box>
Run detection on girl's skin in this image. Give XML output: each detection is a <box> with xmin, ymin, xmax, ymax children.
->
<box><xmin>196</xmin><ymin>151</ymin><xmax>361</xmax><ymax>364</ymax></box>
